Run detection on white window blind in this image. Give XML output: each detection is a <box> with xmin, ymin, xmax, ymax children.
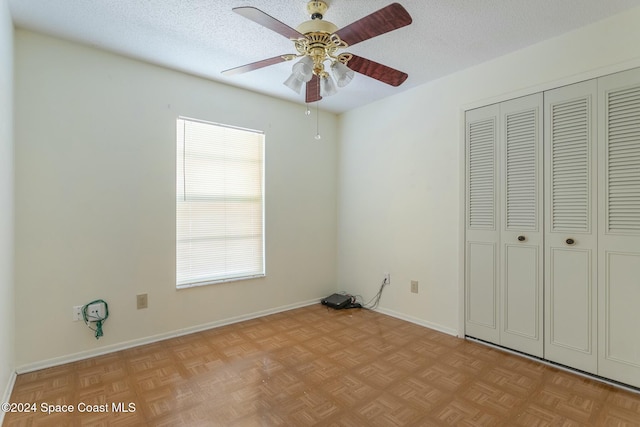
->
<box><xmin>176</xmin><ymin>117</ymin><xmax>265</xmax><ymax>288</ymax></box>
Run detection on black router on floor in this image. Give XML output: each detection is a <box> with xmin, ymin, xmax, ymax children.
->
<box><xmin>321</xmin><ymin>293</ymin><xmax>361</xmax><ymax>310</ymax></box>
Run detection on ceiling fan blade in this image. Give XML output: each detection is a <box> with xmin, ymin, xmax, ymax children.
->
<box><xmin>347</xmin><ymin>55</ymin><xmax>408</xmax><ymax>87</ymax></box>
<box><xmin>221</xmin><ymin>55</ymin><xmax>290</xmax><ymax>76</ymax></box>
<box><xmin>233</xmin><ymin>7</ymin><xmax>304</xmax><ymax>40</ymax></box>
<box><xmin>335</xmin><ymin>3</ymin><xmax>412</xmax><ymax>47</ymax></box>
<box><xmin>306</xmin><ymin>75</ymin><xmax>322</xmax><ymax>103</ymax></box>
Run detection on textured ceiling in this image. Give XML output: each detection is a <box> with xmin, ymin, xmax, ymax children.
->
<box><xmin>8</xmin><ymin>0</ymin><xmax>640</xmax><ymax>113</ymax></box>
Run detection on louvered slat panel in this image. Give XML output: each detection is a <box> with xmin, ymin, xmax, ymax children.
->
<box><xmin>608</xmin><ymin>86</ymin><xmax>640</xmax><ymax>232</ymax></box>
<box><xmin>468</xmin><ymin>119</ymin><xmax>496</xmax><ymax>229</ymax></box>
<box><xmin>505</xmin><ymin>110</ymin><xmax>536</xmax><ymax>229</ymax></box>
<box><xmin>551</xmin><ymin>98</ymin><xmax>590</xmax><ymax>231</ymax></box>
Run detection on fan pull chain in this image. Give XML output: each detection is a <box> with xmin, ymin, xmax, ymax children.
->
<box><xmin>315</xmin><ymin>103</ymin><xmax>321</xmax><ymax>140</ymax></box>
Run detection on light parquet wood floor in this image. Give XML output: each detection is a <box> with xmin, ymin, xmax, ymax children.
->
<box><xmin>4</xmin><ymin>305</ymin><xmax>640</xmax><ymax>426</ymax></box>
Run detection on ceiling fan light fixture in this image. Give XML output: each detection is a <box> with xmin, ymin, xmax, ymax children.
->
<box><xmin>283</xmin><ymin>73</ymin><xmax>305</xmax><ymax>94</ymax></box>
<box><xmin>331</xmin><ymin>61</ymin><xmax>355</xmax><ymax>88</ymax></box>
<box><xmin>320</xmin><ymin>74</ymin><xmax>338</xmax><ymax>97</ymax></box>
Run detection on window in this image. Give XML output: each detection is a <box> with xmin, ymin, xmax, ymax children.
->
<box><xmin>176</xmin><ymin>117</ymin><xmax>265</xmax><ymax>288</ymax></box>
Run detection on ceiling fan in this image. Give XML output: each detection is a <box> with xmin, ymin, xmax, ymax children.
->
<box><xmin>222</xmin><ymin>1</ymin><xmax>412</xmax><ymax>103</ymax></box>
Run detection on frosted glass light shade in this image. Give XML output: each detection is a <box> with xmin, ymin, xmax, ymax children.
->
<box><xmin>283</xmin><ymin>73</ymin><xmax>305</xmax><ymax>94</ymax></box>
<box><xmin>320</xmin><ymin>75</ymin><xmax>338</xmax><ymax>96</ymax></box>
<box><xmin>331</xmin><ymin>61</ymin><xmax>354</xmax><ymax>87</ymax></box>
<box><xmin>292</xmin><ymin>56</ymin><xmax>314</xmax><ymax>82</ymax></box>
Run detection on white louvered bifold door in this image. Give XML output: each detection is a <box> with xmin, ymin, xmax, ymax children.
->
<box><xmin>544</xmin><ymin>80</ymin><xmax>598</xmax><ymax>374</ymax></box>
<box><xmin>598</xmin><ymin>68</ymin><xmax>640</xmax><ymax>388</ymax></box>
<box><xmin>499</xmin><ymin>94</ymin><xmax>544</xmax><ymax>357</ymax></box>
<box><xmin>465</xmin><ymin>104</ymin><xmax>501</xmax><ymax>344</ymax></box>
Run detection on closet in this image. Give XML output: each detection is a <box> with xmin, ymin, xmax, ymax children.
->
<box><xmin>464</xmin><ymin>67</ymin><xmax>640</xmax><ymax>388</ymax></box>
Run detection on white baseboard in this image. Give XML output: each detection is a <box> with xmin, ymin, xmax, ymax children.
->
<box><xmin>375</xmin><ymin>307</ymin><xmax>459</xmax><ymax>337</ymax></box>
<box><xmin>0</xmin><ymin>370</ymin><xmax>17</xmax><ymax>425</ymax></box>
<box><xmin>16</xmin><ymin>298</ymin><xmax>321</xmax><ymax>374</ymax></box>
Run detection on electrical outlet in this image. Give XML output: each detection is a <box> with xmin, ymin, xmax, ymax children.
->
<box><xmin>86</xmin><ymin>302</ymin><xmax>106</xmax><ymax>320</ymax></box>
<box><xmin>137</xmin><ymin>293</ymin><xmax>148</xmax><ymax>309</ymax></box>
<box><xmin>411</xmin><ymin>280</ymin><xmax>419</xmax><ymax>294</ymax></box>
<box><xmin>384</xmin><ymin>273</ymin><xmax>391</xmax><ymax>285</ymax></box>
<box><xmin>73</xmin><ymin>305</ymin><xmax>83</xmax><ymax>321</ymax></box>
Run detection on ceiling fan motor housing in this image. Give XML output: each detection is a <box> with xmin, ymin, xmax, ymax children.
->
<box><xmin>297</xmin><ymin>1</ymin><xmax>338</xmax><ymax>34</ymax></box>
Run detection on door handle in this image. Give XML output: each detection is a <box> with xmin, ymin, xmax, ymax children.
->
<box><xmin>517</xmin><ymin>235</ymin><xmax>526</xmax><ymax>242</ymax></box>
<box><xmin>566</xmin><ymin>238</ymin><xmax>575</xmax><ymax>245</ymax></box>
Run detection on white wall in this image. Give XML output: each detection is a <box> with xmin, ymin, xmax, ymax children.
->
<box><xmin>0</xmin><ymin>0</ymin><xmax>15</xmax><ymax>410</ymax></box>
<box><xmin>14</xmin><ymin>30</ymin><xmax>338</xmax><ymax>369</ymax></box>
<box><xmin>337</xmin><ymin>6</ymin><xmax>640</xmax><ymax>335</ymax></box>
